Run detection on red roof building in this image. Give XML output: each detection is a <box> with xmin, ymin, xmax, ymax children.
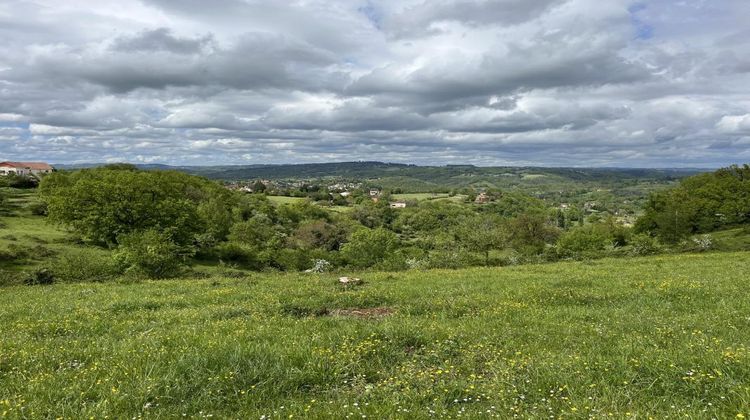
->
<box><xmin>0</xmin><ymin>161</ymin><xmax>54</xmax><ymax>176</ymax></box>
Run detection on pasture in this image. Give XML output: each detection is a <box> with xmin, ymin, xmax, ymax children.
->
<box><xmin>1</xmin><ymin>252</ymin><xmax>749</xmax><ymax>418</ymax></box>
<box><xmin>265</xmin><ymin>195</ymin><xmax>308</xmax><ymax>205</ymax></box>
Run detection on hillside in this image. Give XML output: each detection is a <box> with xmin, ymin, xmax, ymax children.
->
<box><xmin>56</xmin><ymin>162</ymin><xmax>701</xmax><ymax>187</ymax></box>
<box><xmin>1</xmin><ymin>252</ymin><xmax>749</xmax><ymax>418</ymax></box>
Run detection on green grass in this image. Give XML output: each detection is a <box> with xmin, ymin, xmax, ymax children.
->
<box><xmin>392</xmin><ymin>193</ymin><xmax>467</xmax><ymax>203</ymax></box>
<box><xmin>703</xmin><ymin>227</ymin><xmax>750</xmax><ymax>252</ymax></box>
<box><xmin>1</xmin><ymin>253</ymin><xmax>749</xmax><ymax>418</ymax></box>
<box><xmin>266</xmin><ymin>195</ymin><xmax>309</xmax><ymax>205</ymax></box>
<box><xmin>327</xmin><ymin>205</ymin><xmax>353</xmax><ymax>213</ymax></box>
<box><xmin>392</xmin><ymin>193</ymin><xmax>449</xmax><ymax>201</ymax></box>
<box><xmin>0</xmin><ymin>189</ymin><xmax>112</xmax><ymax>280</ymax></box>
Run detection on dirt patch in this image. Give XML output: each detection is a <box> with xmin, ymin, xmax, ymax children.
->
<box><xmin>330</xmin><ymin>307</ymin><xmax>394</xmax><ymax>319</ymax></box>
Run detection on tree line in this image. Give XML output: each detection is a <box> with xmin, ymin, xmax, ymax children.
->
<box><xmin>30</xmin><ymin>163</ymin><xmax>749</xmax><ymax>279</ymax></box>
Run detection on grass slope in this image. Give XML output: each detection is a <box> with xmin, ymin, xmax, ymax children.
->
<box><xmin>1</xmin><ymin>253</ymin><xmax>749</xmax><ymax>418</ymax></box>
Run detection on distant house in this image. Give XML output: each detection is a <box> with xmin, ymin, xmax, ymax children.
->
<box><xmin>474</xmin><ymin>192</ymin><xmax>491</xmax><ymax>204</ymax></box>
<box><xmin>340</xmin><ymin>191</ymin><xmax>351</xmax><ymax>197</ymax></box>
<box><xmin>0</xmin><ymin>161</ymin><xmax>54</xmax><ymax>176</ymax></box>
<box><xmin>369</xmin><ymin>189</ymin><xmax>380</xmax><ymax>197</ymax></box>
<box><xmin>389</xmin><ymin>201</ymin><xmax>407</xmax><ymax>209</ymax></box>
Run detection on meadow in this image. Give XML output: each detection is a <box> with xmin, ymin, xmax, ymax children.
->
<box><xmin>391</xmin><ymin>193</ymin><xmax>467</xmax><ymax>203</ymax></box>
<box><xmin>2</xmin><ymin>252</ymin><xmax>749</xmax><ymax>418</ymax></box>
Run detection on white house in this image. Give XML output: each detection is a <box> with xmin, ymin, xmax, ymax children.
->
<box><xmin>389</xmin><ymin>201</ymin><xmax>407</xmax><ymax>209</ymax></box>
<box><xmin>0</xmin><ymin>162</ymin><xmax>54</xmax><ymax>176</ymax></box>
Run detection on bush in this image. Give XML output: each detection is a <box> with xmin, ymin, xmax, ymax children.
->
<box><xmin>630</xmin><ymin>234</ymin><xmax>661</xmax><ymax>256</ymax></box>
<box><xmin>341</xmin><ymin>228</ymin><xmax>400</xmax><ymax>268</ymax></box>
<box><xmin>24</xmin><ymin>268</ymin><xmax>55</xmax><ymax>285</ymax></box>
<box><xmin>692</xmin><ymin>234</ymin><xmax>714</xmax><ymax>252</ymax></box>
<box><xmin>556</xmin><ymin>225</ymin><xmax>611</xmax><ymax>259</ymax></box>
<box><xmin>305</xmin><ymin>259</ymin><xmax>332</xmax><ymax>273</ymax></box>
<box><xmin>114</xmin><ymin>230</ymin><xmax>189</xmax><ymax>279</ymax></box>
<box><xmin>54</xmin><ymin>250</ymin><xmax>122</xmax><ymax>282</ymax></box>
<box><xmin>28</xmin><ymin>201</ymin><xmax>48</xmax><ymax>216</ymax></box>
<box><xmin>6</xmin><ymin>174</ymin><xmax>39</xmax><ymax>189</ymax></box>
<box><xmin>272</xmin><ymin>248</ymin><xmax>313</xmax><ymax>271</ymax></box>
<box><xmin>211</xmin><ymin>242</ymin><xmax>263</xmax><ymax>270</ymax></box>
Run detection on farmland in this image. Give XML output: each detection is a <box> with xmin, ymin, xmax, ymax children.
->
<box><xmin>1</xmin><ymin>252</ymin><xmax>749</xmax><ymax>418</ymax></box>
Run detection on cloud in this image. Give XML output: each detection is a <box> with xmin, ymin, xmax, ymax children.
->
<box><xmin>111</xmin><ymin>28</ymin><xmax>214</xmax><ymax>55</ymax></box>
<box><xmin>0</xmin><ymin>0</ymin><xmax>749</xmax><ymax>167</ymax></box>
<box><xmin>717</xmin><ymin>114</ymin><xmax>750</xmax><ymax>134</ymax></box>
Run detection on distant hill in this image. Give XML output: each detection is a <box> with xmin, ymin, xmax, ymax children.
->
<box><xmin>53</xmin><ymin>161</ymin><xmax>704</xmax><ymax>192</ymax></box>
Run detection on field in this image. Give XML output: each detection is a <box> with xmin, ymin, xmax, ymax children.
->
<box><xmin>2</xmin><ymin>253</ymin><xmax>750</xmax><ymax>418</ymax></box>
<box><xmin>392</xmin><ymin>193</ymin><xmax>467</xmax><ymax>203</ymax></box>
<box><xmin>266</xmin><ymin>195</ymin><xmax>308</xmax><ymax>205</ymax></box>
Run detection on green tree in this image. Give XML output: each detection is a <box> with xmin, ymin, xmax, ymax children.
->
<box><xmin>506</xmin><ymin>213</ymin><xmax>560</xmax><ymax>255</ymax></box>
<box><xmin>636</xmin><ymin>164</ymin><xmax>750</xmax><ymax>242</ymax></box>
<box><xmin>251</xmin><ymin>180</ymin><xmax>267</xmax><ymax>193</ymax></box>
<box><xmin>291</xmin><ymin>220</ymin><xmax>347</xmax><ymax>251</ymax></box>
<box><xmin>229</xmin><ymin>214</ymin><xmax>285</xmax><ymax>250</ymax></box>
<box><xmin>114</xmin><ymin>229</ymin><xmax>188</xmax><ymax>278</ymax></box>
<box><xmin>341</xmin><ymin>228</ymin><xmax>400</xmax><ymax>268</ymax></box>
<box><xmin>39</xmin><ymin>168</ymin><xmax>226</xmax><ymax>247</ymax></box>
<box><xmin>454</xmin><ymin>214</ymin><xmax>505</xmax><ymax>265</ymax></box>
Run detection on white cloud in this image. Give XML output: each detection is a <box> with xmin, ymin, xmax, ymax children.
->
<box><xmin>0</xmin><ymin>0</ymin><xmax>749</xmax><ymax>167</ymax></box>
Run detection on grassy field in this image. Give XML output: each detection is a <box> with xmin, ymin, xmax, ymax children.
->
<box><xmin>266</xmin><ymin>195</ymin><xmax>309</xmax><ymax>205</ymax></box>
<box><xmin>392</xmin><ymin>193</ymin><xmax>467</xmax><ymax>203</ymax></box>
<box><xmin>1</xmin><ymin>253</ymin><xmax>749</xmax><ymax>418</ymax></box>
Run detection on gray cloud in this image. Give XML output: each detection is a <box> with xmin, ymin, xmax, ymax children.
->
<box><xmin>111</xmin><ymin>28</ymin><xmax>214</xmax><ymax>54</ymax></box>
<box><xmin>0</xmin><ymin>0</ymin><xmax>749</xmax><ymax>167</ymax></box>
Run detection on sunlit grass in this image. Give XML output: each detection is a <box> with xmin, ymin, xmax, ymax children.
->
<box><xmin>1</xmin><ymin>252</ymin><xmax>749</xmax><ymax>418</ymax></box>
<box><xmin>266</xmin><ymin>195</ymin><xmax>308</xmax><ymax>205</ymax></box>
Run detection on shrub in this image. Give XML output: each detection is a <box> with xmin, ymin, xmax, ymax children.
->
<box><xmin>630</xmin><ymin>234</ymin><xmax>661</xmax><ymax>256</ymax></box>
<box><xmin>39</xmin><ymin>168</ymin><xmax>227</xmax><ymax>246</ymax></box>
<box><xmin>28</xmin><ymin>201</ymin><xmax>48</xmax><ymax>216</ymax></box>
<box><xmin>114</xmin><ymin>230</ymin><xmax>189</xmax><ymax>279</ymax></box>
<box><xmin>6</xmin><ymin>174</ymin><xmax>39</xmax><ymax>189</ymax></box>
<box><xmin>212</xmin><ymin>242</ymin><xmax>262</xmax><ymax>269</ymax></box>
<box><xmin>272</xmin><ymin>248</ymin><xmax>313</xmax><ymax>271</ymax></box>
<box><xmin>341</xmin><ymin>228</ymin><xmax>400</xmax><ymax>269</ymax></box>
<box><xmin>54</xmin><ymin>250</ymin><xmax>122</xmax><ymax>282</ymax></box>
<box><xmin>692</xmin><ymin>234</ymin><xmax>714</xmax><ymax>252</ymax></box>
<box><xmin>24</xmin><ymin>268</ymin><xmax>55</xmax><ymax>285</ymax></box>
<box><xmin>556</xmin><ymin>225</ymin><xmax>611</xmax><ymax>259</ymax></box>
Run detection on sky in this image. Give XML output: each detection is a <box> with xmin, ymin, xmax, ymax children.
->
<box><xmin>1</xmin><ymin>0</ymin><xmax>749</xmax><ymax>167</ymax></box>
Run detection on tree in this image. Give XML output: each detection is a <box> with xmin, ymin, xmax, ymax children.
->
<box><xmin>39</xmin><ymin>168</ymin><xmax>226</xmax><ymax>247</ymax></box>
<box><xmin>506</xmin><ymin>212</ymin><xmax>560</xmax><ymax>255</ymax></box>
<box><xmin>251</xmin><ymin>180</ymin><xmax>267</xmax><ymax>193</ymax></box>
<box><xmin>229</xmin><ymin>214</ymin><xmax>285</xmax><ymax>250</ymax></box>
<box><xmin>351</xmin><ymin>200</ymin><xmax>396</xmax><ymax>228</ymax></box>
<box><xmin>454</xmin><ymin>214</ymin><xmax>505</xmax><ymax>265</ymax></box>
<box><xmin>114</xmin><ymin>229</ymin><xmax>188</xmax><ymax>278</ymax></box>
<box><xmin>340</xmin><ymin>228</ymin><xmax>400</xmax><ymax>268</ymax></box>
<box><xmin>291</xmin><ymin>220</ymin><xmax>347</xmax><ymax>251</ymax></box>
<box><xmin>636</xmin><ymin>164</ymin><xmax>750</xmax><ymax>242</ymax></box>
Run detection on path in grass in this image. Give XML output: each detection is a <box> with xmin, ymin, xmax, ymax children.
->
<box><xmin>1</xmin><ymin>252</ymin><xmax>749</xmax><ymax>418</ymax></box>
